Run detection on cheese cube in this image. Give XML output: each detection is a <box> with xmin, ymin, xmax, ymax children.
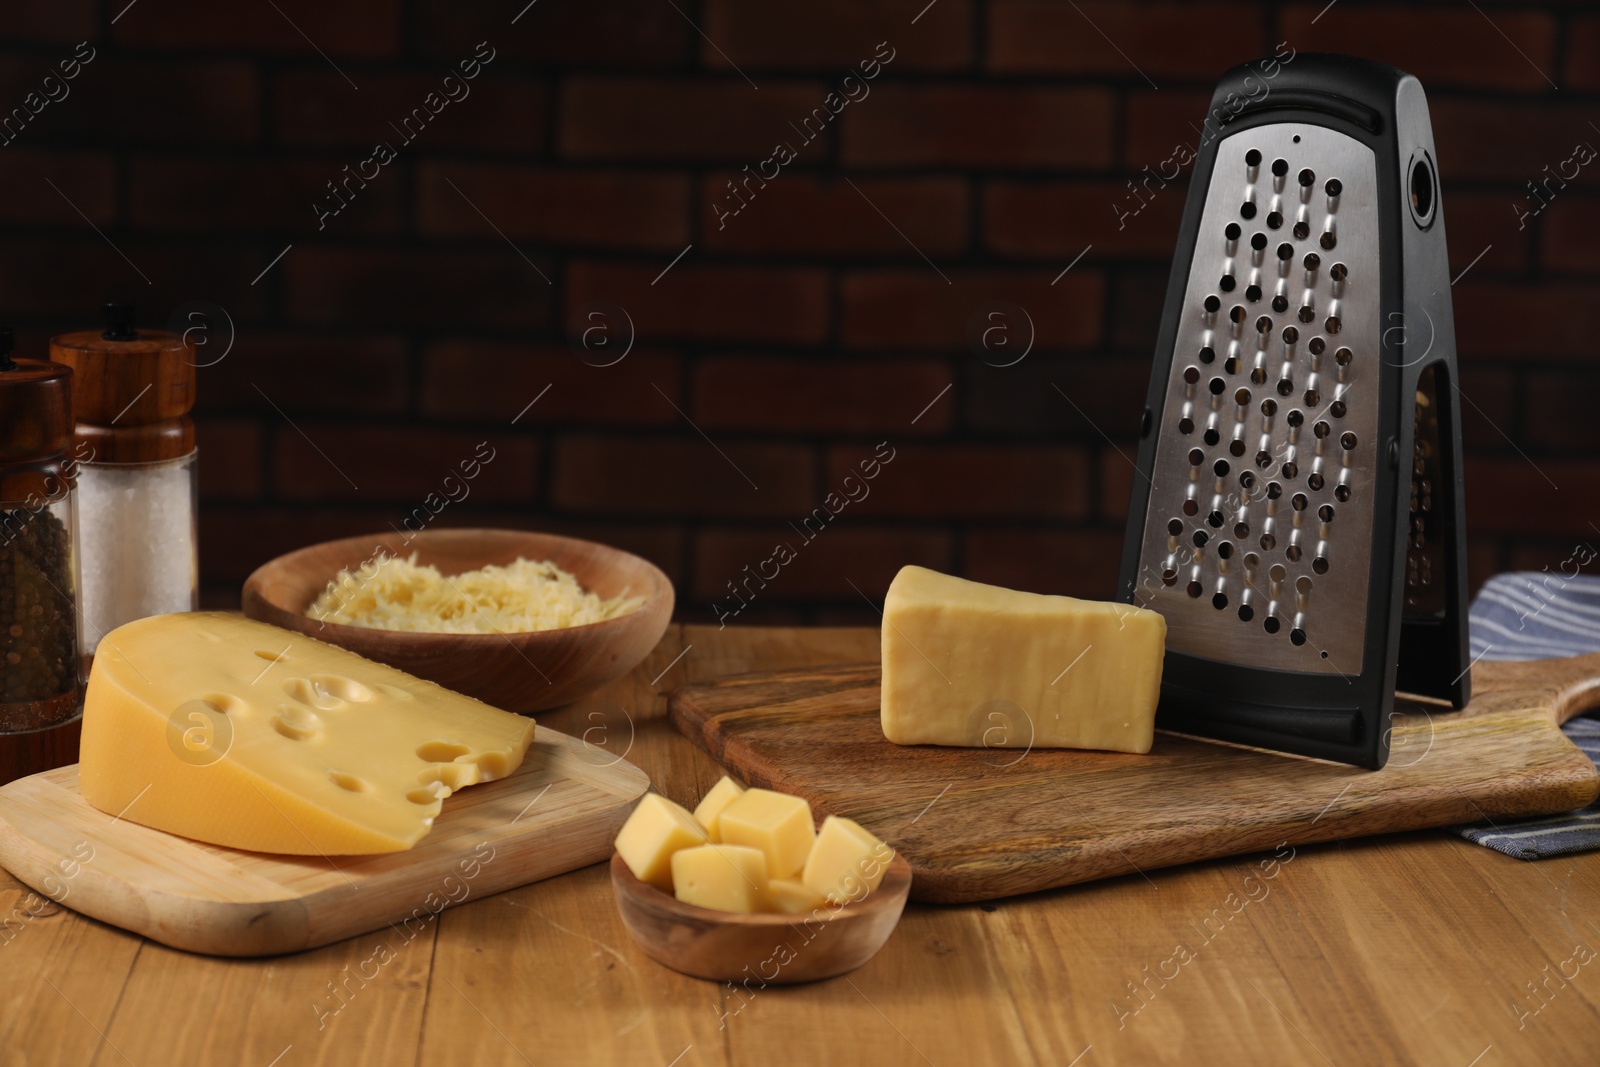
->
<box><xmin>881</xmin><ymin>566</ymin><xmax>1165</xmax><ymax>754</ymax></box>
<box><xmin>717</xmin><ymin>788</ymin><xmax>816</xmax><ymax>878</ymax></box>
<box><xmin>78</xmin><ymin>612</ymin><xmax>536</xmax><ymax>854</ymax></box>
<box><xmin>615</xmin><ymin>793</ymin><xmax>710</xmax><ymax>891</ymax></box>
<box><xmin>671</xmin><ymin>844</ymin><xmax>768</xmax><ymax>913</ymax></box>
<box><xmin>767</xmin><ymin>877</ymin><xmax>826</xmax><ymax>915</ymax></box>
<box><xmin>802</xmin><ymin>816</ymin><xmax>892</xmax><ymax>905</ymax></box>
<box><xmin>692</xmin><ymin>775</ymin><xmax>745</xmax><ymax>842</ymax></box>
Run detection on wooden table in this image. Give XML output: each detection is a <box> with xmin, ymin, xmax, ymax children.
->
<box><xmin>2</xmin><ymin>625</ymin><xmax>1596</xmax><ymax>1066</ymax></box>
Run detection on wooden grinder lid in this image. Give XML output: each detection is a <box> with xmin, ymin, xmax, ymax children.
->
<box><xmin>49</xmin><ymin>302</ymin><xmax>197</xmax><ymax>464</ymax></box>
<box><xmin>0</xmin><ymin>327</ymin><xmax>77</xmax><ymax>505</ymax></box>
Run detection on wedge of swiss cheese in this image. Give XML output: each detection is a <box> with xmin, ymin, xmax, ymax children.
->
<box><xmin>79</xmin><ymin>612</ymin><xmax>537</xmax><ymax>854</ymax></box>
<box><xmin>881</xmin><ymin>566</ymin><xmax>1166</xmax><ymax>754</ymax></box>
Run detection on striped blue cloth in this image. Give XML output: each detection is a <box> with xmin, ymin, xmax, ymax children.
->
<box><xmin>1454</xmin><ymin>571</ymin><xmax>1600</xmax><ymax>859</ymax></box>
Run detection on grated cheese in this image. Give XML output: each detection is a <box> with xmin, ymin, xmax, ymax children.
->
<box><xmin>306</xmin><ymin>553</ymin><xmax>645</xmax><ymax>634</ymax></box>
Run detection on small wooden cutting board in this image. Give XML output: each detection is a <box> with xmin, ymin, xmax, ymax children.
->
<box><xmin>0</xmin><ymin>725</ymin><xmax>648</xmax><ymax>956</ymax></box>
<box><xmin>669</xmin><ymin>655</ymin><xmax>1600</xmax><ymax>904</ymax></box>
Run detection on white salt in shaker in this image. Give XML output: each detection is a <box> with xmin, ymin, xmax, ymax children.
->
<box><xmin>51</xmin><ymin>303</ymin><xmax>199</xmax><ymax>658</ymax></box>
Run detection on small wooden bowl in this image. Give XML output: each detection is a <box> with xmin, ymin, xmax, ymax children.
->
<box><xmin>241</xmin><ymin>529</ymin><xmax>673</xmax><ymax>713</ymax></box>
<box><xmin>609</xmin><ymin>852</ymin><xmax>911</xmax><ymax>984</ymax></box>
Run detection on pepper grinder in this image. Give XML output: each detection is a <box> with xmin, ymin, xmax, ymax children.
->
<box><xmin>0</xmin><ymin>326</ymin><xmax>85</xmax><ymax>734</ymax></box>
<box><xmin>50</xmin><ymin>302</ymin><xmax>199</xmax><ymax>658</ymax></box>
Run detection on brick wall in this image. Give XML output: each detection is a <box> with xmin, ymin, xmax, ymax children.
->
<box><xmin>3</xmin><ymin>0</ymin><xmax>1597</xmax><ymax>623</ymax></box>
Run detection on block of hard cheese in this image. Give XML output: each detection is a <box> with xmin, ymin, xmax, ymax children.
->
<box><xmin>881</xmin><ymin>566</ymin><xmax>1166</xmax><ymax>754</ymax></box>
<box><xmin>79</xmin><ymin>612</ymin><xmax>537</xmax><ymax>854</ymax></box>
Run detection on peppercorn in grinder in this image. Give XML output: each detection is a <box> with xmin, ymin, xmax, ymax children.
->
<box><xmin>0</xmin><ymin>327</ymin><xmax>85</xmax><ymax>734</ymax></box>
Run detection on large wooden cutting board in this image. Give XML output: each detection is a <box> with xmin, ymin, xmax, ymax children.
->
<box><xmin>669</xmin><ymin>655</ymin><xmax>1600</xmax><ymax>904</ymax></box>
<box><xmin>0</xmin><ymin>724</ymin><xmax>648</xmax><ymax>955</ymax></box>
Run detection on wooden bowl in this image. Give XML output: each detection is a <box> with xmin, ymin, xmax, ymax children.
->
<box><xmin>241</xmin><ymin>529</ymin><xmax>674</xmax><ymax>713</ymax></box>
<box><xmin>609</xmin><ymin>852</ymin><xmax>911</xmax><ymax>984</ymax></box>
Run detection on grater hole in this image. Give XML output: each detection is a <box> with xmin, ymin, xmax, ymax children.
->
<box><xmin>1298</xmin><ymin>168</ymin><xmax>1315</xmax><ymax>188</ymax></box>
<box><xmin>1238</xmin><ymin>604</ymin><xmax>1255</xmax><ymax>622</ymax></box>
<box><xmin>1334</xmin><ymin>346</ymin><xmax>1353</xmax><ymax>366</ymax></box>
<box><xmin>1163</xmin><ymin>568</ymin><xmax>1178</xmax><ymax>586</ymax></box>
<box><xmin>1271</xmin><ymin>295</ymin><xmax>1290</xmax><ymax>313</ymax></box>
<box><xmin>1212</xmin><ymin>593</ymin><xmax>1229</xmax><ymax>610</ymax></box>
<box><xmin>1260</xmin><ymin>534</ymin><xmax>1277</xmax><ymax>551</ymax></box>
<box><xmin>1325</xmin><ymin>315</ymin><xmax>1342</xmax><ymax>334</ymax></box>
<box><xmin>1264</xmin><ymin>616</ymin><xmax>1281</xmax><ymax>634</ymax></box>
<box><xmin>1220</xmin><ymin>275</ymin><xmax>1236</xmax><ymax>291</ymax></box>
<box><xmin>1285</xmin><ymin>544</ymin><xmax>1303</xmax><ymax>562</ymax></box>
<box><xmin>1217</xmin><ymin>540</ymin><xmax>1234</xmax><ymax>560</ymax></box>
<box><xmin>1193</xmin><ymin>529</ymin><xmax>1209</xmax><ymax>547</ymax></box>
<box><xmin>1313</xmin><ymin>556</ymin><xmax>1330</xmax><ymax>574</ymax></box>
<box><xmin>1186</xmin><ymin>581</ymin><xmax>1203</xmax><ymax>599</ymax></box>
<box><xmin>1303</xmin><ymin>253</ymin><xmax>1321</xmax><ymax>271</ymax></box>
<box><xmin>1239</xmin><ymin>470</ymin><xmax>1256</xmax><ymax>490</ymax></box>
<box><xmin>1235</xmin><ymin>388</ymin><xmax>1251</xmax><ymax>405</ymax></box>
<box><xmin>1320</xmin><ymin>231</ymin><xmax>1337</xmax><ymax>250</ymax></box>
<box><xmin>1266</xmin><ymin>211</ymin><xmax>1283</xmax><ymax>230</ymax></box>
<box><xmin>1246</xmin><ymin>284</ymin><xmax>1262</xmax><ymax>302</ymax></box>
<box><xmin>1230</xmin><ymin>305</ymin><xmax>1247</xmax><ymax>324</ymax></box>
<box><xmin>1320</xmin><ymin>650</ymin><xmax>1329</xmax><ymax>658</ymax></box>
<box><xmin>1204</xmin><ymin>295</ymin><xmax>1221</xmax><ymax>313</ymax></box>
<box><xmin>1341</xmin><ymin>431</ymin><xmax>1358</xmax><ymax>450</ymax></box>
<box><xmin>1256</xmin><ymin>315</ymin><xmax>1273</xmax><ymax>335</ymax></box>
<box><xmin>1199</xmin><ymin>346</ymin><xmax>1216</xmax><ymax>364</ymax></box>
<box><xmin>1308</xmin><ymin>472</ymin><xmax>1325</xmax><ymax>490</ymax></box>
<box><xmin>1234</xmin><ymin>521</ymin><xmax>1250</xmax><ymax>538</ymax></box>
<box><xmin>1225</xmin><ymin>222</ymin><xmax>1242</xmax><ymax>241</ymax></box>
<box><xmin>1251</xmin><ymin>366</ymin><xmax>1268</xmax><ymax>385</ymax></box>
<box><xmin>1287</xmin><ymin>409</ymin><xmax>1304</xmax><ymax>427</ymax></box>
<box><xmin>1210</xmin><ymin>377</ymin><xmax>1226</xmax><ymax>395</ymax></box>
<box><xmin>1225</xmin><ymin>355</ymin><xmax>1241</xmax><ymax>374</ymax></box>
<box><xmin>1255</xmin><ymin>451</ymin><xmax>1273</xmax><ymax>469</ymax></box>
<box><xmin>1183</xmin><ymin>498</ymin><xmax>1199</xmax><ymax>516</ymax></box>
<box><xmin>1245</xmin><ymin>552</ymin><xmax>1261</xmax><ymax>569</ymax></box>
<box><xmin>1184</xmin><ymin>365</ymin><xmax>1201</xmax><ymax>384</ymax></box>
<box><xmin>1188</xmin><ymin>448</ymin><xmax>1204</xmax><ymax>466</ymax></box>
<box><xmin>1250</xmin><ymin>232</ymin><xmax>1268</xmax><ymax>251</ymax></box>
<box><xmin>1292</xmin><ymin>493</ymin><xmax>1309</xmax><ymax>511</ymax></box>
<box><xmin>1266</xmin><ymin>481</ymin><xmax>1283</xmax><ymax>500</ymax></box>
<box><xmin>1260</xmin><ymin>398</ymin><xmax>1278</xmax><ymax>416</ymax></box>
<box><xmin>1325</xmin><ymin>178</ymin><xmax>1342</xmax><ymax>197</ymax></box>
<box><xmin>1319</xmin><ymin>504</ymin><xmax>1335</xmax><ymax>522</ymax></box>
<box><xmin>1241</xmin><ymin>201</ymin><xmax>1257</xmax><ymax>219</ymax></box>
<box><xmin>1330</xmin><ymin>262</ymin><xmax>1347</xmax><ymax>281</ymax></box>
<box><xmin>1245</xmin><ymin>148</ymin><xmax>1262</xmax><ymax>167</ymax></box>
<box><xmin>1208</xmin><ymin>511</ymin><xmax>1225</xmax><ymax>528</ymax></box>
<box><xmin>1277</xmin><ymin>243</ymin><xmax>1294</xmax><ymax>261</ymax></box>
<box><xmin>1335</xmin><ymin>484</ymin><xmax>1352</xmax><ymax>503</ymax></box>
<box><xmin>1308</xmin><ymin>336</ymin><xmax>1326</xmax><ymax>355</ymax></box>
<box><xmin>1213</xmin><ymin>459</ymin><xmax>1231</xmax><ymax>477</ymax></box>
<box><xmin>1298</xmin><ymin>306</ymin><xmax>1315</xmax><ymax>324</ymax></box>
<box><xmin>1282</xmin><ymin>326</ymin><xmax>1299</xmax><ymax>344</ymax></box>
<box><xmin>1330</xmin><ymin>400</ymin><xmax>1347</xmax><ymax>418</ymax></box>
<box><xmin>1292</xmin><ymin>220</ymin><xmax>1311</xmax><ymax>240</ymax></box>
<box><xmin>1314</xmin><ymin>420</ymin><xmax>1331</xmax><ymax>439</ymax></box>
<box><xmin>1229</xmin><ymin>439</ymin><xmax>1246</xmax><ymax>457</ymax></box>
<box><xmin>1271</xmin><ymin>158</ymin><xmax>1288</xmax><ymax>177</ymax></box>
<box><xmin>1178</xmin><ymin>416</ymin><xmax>1194</xmax><ymax>434</ymax></box>
<box><xmin>1304</xmin><ymin>389</ymin><xmax>1321</xmax><ymax>407</ymax></box>
<box><xmin>1281</xmin><ymin>461</ymin><xmax>1298</xmax><ymax>479</ymax></box>
<box><xmin>1203</xmin><ymin>428</ymin><xmax>1221</xmax><ymax>445</ymax></box>
<box><xmin>1270</xmin><ymin>563</ymin><xmax>1288</xmax><ymax>582</ymax></box>
<box><xmin>1277</xmin><ymin>379</ymin><xmax>1294</xmax><ymax>396</ymax></box>
<box><xmin>1290</xmin><ymin>628</ymin><xmax>1307</xmax><ymax>646</ymax></box>
<box><xmin>1167</xmin><ymin>518</ymin><xmax>1183</xmax><ymax>536</ymax></box>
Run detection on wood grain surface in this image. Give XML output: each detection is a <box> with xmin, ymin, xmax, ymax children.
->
<box><xmin>0</xmin><ymin>625</ymin><xmax>1597</xmax><ymax>1067</ymax></box>
<box><xmin>0</xmin><ymin>724</ymin><xmax>648</xmax><ymax>955</ymax></box>
<box><xmin>669</xmin><ymin>655</ymin><xmax>1600</xmax><ymax>903</ymax></box>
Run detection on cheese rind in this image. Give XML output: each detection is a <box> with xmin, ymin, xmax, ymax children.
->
<box><xmin>881</xmin><ymin>566</ymin><xmax>1165</xmax><ymax>754</ymax></box>
<box><xmin>717</xmin><ymin>789</ymin><xmax>816</xmax><ymax>878</ymax></box>
<box><xmin>615</xmin><ymin>793</ymin><xmax>710</xmax><ymax>891</ymax></box>
<box><xmin>78</xmin><ymin>612</ymin><xmax>537</xmax><ymax>854</ymax></box>
<box><xmin>802</xmin><ymin>816</ymin><xmax>891</xmax><ymax>905</ymax></box>
<box><xmin>691</xmin><ymin>775</ymin><xmax>744</xmax><ymax>842</ymax></box>
<box><xmin>671</xmin><ymin>844</ymin><xmax>768</xmax><ymax>913</ymax></box>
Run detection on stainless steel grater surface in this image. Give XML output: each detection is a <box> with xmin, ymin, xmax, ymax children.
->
<box><xmin>1131</xmin><ymin>123</ymin><xmax>1379</xmax><ymax>675</ymax></box>
<box><xmin>1117</xmin><ymin>53</ymin><xmax>1472</xmax><ymax>769</ymax></box>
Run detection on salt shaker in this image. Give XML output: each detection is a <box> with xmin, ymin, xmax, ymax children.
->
<box><xmin>0</xmin><ymin>327</ymin><xmax>85</xmax><ymax>733</ymax></box>
<box><xmin>51</xmin><ymin>303</ymin><xmax>199</xmax><ymax>657</ymax></box>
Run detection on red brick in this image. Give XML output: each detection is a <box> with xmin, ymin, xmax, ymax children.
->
<box><xmin>0</xmin><ymin>148</ymin><xmax>115</xmax><ymax>227</ymax></box>
<box><xmin>9</xmin><ymin>1</ymin><xmax>94</xmax><ymax>42</ymax></box>
<box><xmin>0</xmin><ymin>238</ymin><xmax>270</xmax><ymax>321</ymax></box>
<box><xmin>825</xmin><ymin>444</ymin><xmax>1092</xmax><ymax>520</ymax></box>
<box><xmin>115</xmin><ymin>0</ymin><xmax>400</xmax><ymax>57</ymax></box>
<box><xmin>200</xmin><ymin>508</ymin><xmax>391</xmax><ymax>584</ymax></box>
<box><xmin>275</xmin><ymin>72</ymin><xmax>545</xmax><ymax>152</ymax></box>
<box><xmin>1109</xmin><ymin>266</ymin><xmax>1171</xmax><ymax>353</ymax></box>
<box><xmin>419</xmin><ymin>342</ymin><xmax>682</xmax><ymax>426</ymax></box>
<box><xmin>842</xmin><ymin>269</ymin><xmax>1104</xmax><ymax>351</ymax></box>
<box><xmin>964</xmin><ymin>528</ymin><xmax>1126</xmax><ymax>600</ymax></box>
<box><xmin>966</xmin><ymin>357</ymin><xmax>1150</xmax><ymax>439</ymax></box>
<box><xmin>703</xmin><ymin>1</ymin><xmax>971</xmax><ymax>71</ymax></box>
<box><xmin>1124</xmin><ymin>90</ymin><xmax>1210</xmax><ymax>169</ymax></box>
<box><xmin>0</xmin><ymin>57</ymin><xmax>259</xmax><ymax>146</ymax></box>
<box><xmin>561</xmin><ymin>79</ymin><xmax>828</xmax><ymax>162</ymax></box>
<box><xmin>566</xmin><ymin>261</ymin><xmax>829</xmax><ymax>345</ymax></box>
<box><xmin>692</xmin><ymin>526</ymin><xmax>954</xmax><ymax>602</ymax></box>
<box><xmin>417</xmin><ymin>164</ymin><xmax>689</xmax><ymax>251</ymax></box>
<box><xmin>985</xmin><ymin>181</ymin><xmax>1184</xmax><ymax>260</ymax></box>
<box><xmin>990</xmin><ymin>2</ymin><xmax>1266</xmax><ymax>81</ymax></box>
<box><xmin>1456</xmin><ymin>367</ymin><xmax>1517</xmax><ymax>454</ymax></box>
<box><xmin>1283</xmin><ymin>4</ymin><xmax>1556</xmax><ymax>92</ymax></box>
<box><xmin>694</xmin><ymin>356</ymin><xmax>955</xmax><ymax>435</ymax></box>
<box><xmin>843</xmin><ymin>86</ymin><xmax>1115</xmax><ymax>169</ymax></box>
<box><xmin>1430</xmin><ymin>100</ymin><xmax>1597</xmax><ymax>182</ymax></box>
<box><xmin>1525</xmin><ymin>370</ymin><xmax>1600</xmax><ymax>453</ymax></box>
<box><xmin>1504</xmin><ymin>539</ymin><xmax>1600</xmax><ymax>581</ymax></box>
<box><xmin>1569</xmin><ymin>18</ymin><xmax>1600</xmax><ymax>91</ymax></box>
<box><xmin>285</xmin><ymin>247</ymin><xmax>552</xmax><ymax>330</ymax></box>
<box><xmin>551</xmin><ymin>436</ymin><xmax>815</xmax><ymax>518</ymax></box>
<box><xmin>1442</xmin><ymin>192</ymin><xmax>1529</xmax><ymax>276</ymax></box>
<box><xmin>1468</xmin><ymin>537</ymin><xmax>1503</xmax><ymax>599</ymax></box>
<box><xmin>1101</xmin><ymin>449</ymin><xmax>1136</xmax><ymax>522</ymax></box>
<box><xmin>703</xmin><ymin>174</ymin><xmax>968</xmax><ymax>256</ymax></box>
<box><xmin>274</xmin><ymin>425</ymin><xmax>538</xmax><ymax>504</ymax></box>
<box><xmin>130</xmin><ymin>155</ymin><xmax>402</xmax><ymax>235</ymax></box>
<box><xmin>416</xmin><ymin>0</ymin><xmax>691</xmax><ymax>68</ymax></box>
<box><xmin>1454</xmin><ymin>282</ymin><xmax>1600</xmax><ymax>362</ymax></box>
<box><xmin>195</xmin><ymin>419</ymin><xmax>263</xmax><ymax>502</ymax></box>
<box><xmin>1465</xmin><ymin>459</ymin><xmax>1600</xmax><ymax>536</ymax></box>
<box><xmin>197</xmin><ymin>334</ymin><xmax>410</xmax><ymax>417</ymax></box>
<box><xmin>1541</xmin><ymin>197</ymin><xmax>1600</xmax><ymax>274</ymax></box>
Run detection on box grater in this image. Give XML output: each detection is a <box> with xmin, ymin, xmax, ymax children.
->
<box><xmin>1117</xmin><ymin>54</ymin><xmax>1470</xmax><ymax>769</ymax></box>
